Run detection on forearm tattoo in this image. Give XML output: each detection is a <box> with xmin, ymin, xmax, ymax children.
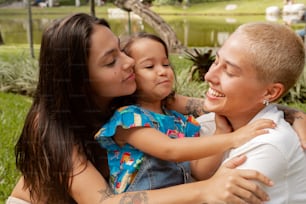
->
<box><xmin>119</xmin><ymin>192</ymin><xmax>148</xmax><ymax>204</ymax></box>
<box><xmin>98</xmin><ymin>187</ymin><xmax>148</xmax><ymax>204</ymax></box>
<box><xmin>186</xmin><ymin>98</ymin><xmax>207</xmax><ymax>117</ymax></box>
<box><xmin>280</xmin><ymin>105</ymin><xmax>305</xmax><ymax>125</ymax></box>
<box><xmin>98</xmin><ymin>187</ymin><xmax>114</xmax><ymax>203</ymax></box>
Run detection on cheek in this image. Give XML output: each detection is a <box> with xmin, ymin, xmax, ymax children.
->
<box><xmin>225</xmin><ymin>81</ymin><xmax>263</xmax><ymax>105</ymax></box>
<box><xmin>89</xmin><ymin>71</ymin><xmax>118</xmax><ymax>96</ymax></box>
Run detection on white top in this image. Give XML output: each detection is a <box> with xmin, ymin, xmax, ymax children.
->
<box><xmin>6</xmin><ymin>197</ymin><xmax>30</xmax><ymax>204</ymax></box>
<box><xmin>197</xmin><ymin>105</ymin><xmax>306</xmax><ymax>204</ymax></box>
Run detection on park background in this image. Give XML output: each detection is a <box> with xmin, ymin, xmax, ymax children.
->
<box><xmin>1</xmin><ymin>0</ymin><xmax>306</xmax><ymax>202</ymax></box>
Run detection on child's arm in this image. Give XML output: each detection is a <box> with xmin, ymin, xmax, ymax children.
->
<box><xmin>191</xmin><ymin>114</ymin><xmax>237</xmax><ymax>181</ymax></box>
<box><xmin>114</xmin><ymin>119</ymin><xmax>275</xmax><ymax>162</ymax></box>
<box><xmin>168</xmin><ymin>94</ymin><xmax>306</xmax><ymax>149</ymax></box>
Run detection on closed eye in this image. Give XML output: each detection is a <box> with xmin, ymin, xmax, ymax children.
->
<box><xmin>144</xmin><ymin>65</ymin><xmax>154</xmax><ymax>69</ymax></box>
<box><xmin>105</xmin><ymin>59</ymin><xmax>116</xmax><ymax>67</ymax></box>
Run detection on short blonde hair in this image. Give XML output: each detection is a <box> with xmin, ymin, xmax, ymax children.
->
<box><xmin>234</xmin><ymin>22</ymin><xmax>305</xmax><ymax>96</ymax></box>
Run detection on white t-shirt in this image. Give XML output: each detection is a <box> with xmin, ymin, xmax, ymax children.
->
<box><xmin>197</xmin><ymin>105</ymin><xmax>306</xmax><ymax>204</ymax></box>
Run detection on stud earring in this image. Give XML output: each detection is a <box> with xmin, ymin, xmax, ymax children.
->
<box><xmin>263</xmin><ymin>99</ymin><xmax>270</xmax><ymax>106</ymax></box>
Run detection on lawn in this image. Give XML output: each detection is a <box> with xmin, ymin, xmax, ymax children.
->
<box><xmin>0</xmin><ymin>92</ymin><xmax>32</xmax><ymax>202</ymax></box>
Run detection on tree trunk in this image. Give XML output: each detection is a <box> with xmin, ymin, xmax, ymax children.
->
<box><xmin>90</xmin><ymin>0</ymin><xmax>96</xmax><ymax>17</ymax></box>
<box><xmin>0</xmin><ymin>30</ymin><xmax>4</xmax><ymax>45</ymax></box>
<box><xmin>114</xmin><ymin>0</ymin><xmax>185</xmax><ymax>53</ymax></box>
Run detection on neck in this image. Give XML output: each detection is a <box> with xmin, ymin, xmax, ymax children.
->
<box><xmin>227</xmin><ymin>106</ymin><xmax>265</xmax><ymax>130</ymax></box>
<box><xmin>138</xmin><ymin>100</ymin><xmax>163</xmax><ymax>114</ymax></box>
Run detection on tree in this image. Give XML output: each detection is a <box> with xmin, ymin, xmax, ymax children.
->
<box><xmin>0</xmin><ymin>30</ymin><xmax>4</xmax><ymax>45</ymax></box>
<box><xmin>114</xmin><ymin>0</ymin><xmax>185</xmax><ymax>53</ymax></box>
<box><xmin>90</xmin><ymin>0</ymin><xmax>96</xmax><ymax>16</ymax></box>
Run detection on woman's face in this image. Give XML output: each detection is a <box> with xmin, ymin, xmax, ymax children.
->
<box><xmin>204</xmin><ymin>33</ymin><xmax>269</xmax><ymax>126</ymax></box>
<box><xmin>129</xmin><ymin>38</ymin><xmax>174</xmax><ymax>104</ymax></box>
<box><xmin>87</xmin><ymin>25</ymin><xmax>136</xmax><ymax>105</ymax></box>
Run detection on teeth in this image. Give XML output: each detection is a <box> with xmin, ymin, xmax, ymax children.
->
<box><xmin>208</xmin><ymin>88</ymin><xmax>225</xmax><ymax>97</ymax></box>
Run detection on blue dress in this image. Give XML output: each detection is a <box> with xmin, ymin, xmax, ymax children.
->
<box><xmin>95</xmin><ymin>105</ymin><xmax>200</xmax><ymax>193</ymax></box>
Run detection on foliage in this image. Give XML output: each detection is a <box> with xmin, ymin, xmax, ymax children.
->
<box><xmin>0</xmin><ymin>92</ymin><xmax>32</xmax><ymax>203</ymax></box>
<box><xmin>280</xmin><ymin>70</ymin><xmax>306</xmax><ymax>104</ymax></box>
<box><xmin>0</xmin><ymin>53</ymin><xmax>38</xmax><ymax>97</ymax></box>
<box><xmin>184</xmin><ymin>48</ymin><xmax>215</xmax><ymax>82</ymax></box>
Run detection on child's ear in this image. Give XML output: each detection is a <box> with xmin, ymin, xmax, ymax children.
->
<box><xmin>264</xmin><ymin>83</ymin><xmax>285</xmax><ymax>102</ymax></box>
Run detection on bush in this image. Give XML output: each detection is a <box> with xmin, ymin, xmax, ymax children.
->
<box><xmin>0</xmin><ymin>53</ymin><xmax>38</xmax><ymax>97</ymax></box>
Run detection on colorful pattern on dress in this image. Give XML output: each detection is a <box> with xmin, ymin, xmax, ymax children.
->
<box><xmin>95</xmin><ymin>105</ymin><xmax>200</xmax><ymax>193</ymax></box>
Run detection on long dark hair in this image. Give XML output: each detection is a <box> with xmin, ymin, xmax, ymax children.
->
<box><xmin>15</xmin><ymin>13</ymin><xmax>111</xmax><ymax>203</ymax></box>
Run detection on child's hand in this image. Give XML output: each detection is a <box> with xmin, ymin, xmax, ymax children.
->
<box><xmin>230</xmin><ymin>119</ymin><xmax>276</xmax><ymax>148</ymax></box>
<box><xmin>214</xmin><ymin>114</ymin><xmax>233</xmax><ymax>134</ymax></box>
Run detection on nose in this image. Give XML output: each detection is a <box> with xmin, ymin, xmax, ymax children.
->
<box><xmin>205</xmin><ymin>64</ymin><xmax>219</xmax><ymax>84</ymax></box>
<box><xmin>157</xmin><ymin>65</ymin><xmax>167</xmax><ymax>76</ymax></box>
<box><xmin>122</xmin><ymin>52</ymin><xmax>135</xmax><ymax>70</ymax></box>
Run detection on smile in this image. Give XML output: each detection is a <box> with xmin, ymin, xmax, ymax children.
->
<box><xmin>157</xmin><ymin>79</ymin><xmax>171</xmax><ymax>85</ymax></box>
<box><xmin>207</xmin><ymin>87</ymin><xmax>225</xmax><ymax>97</ymax></box>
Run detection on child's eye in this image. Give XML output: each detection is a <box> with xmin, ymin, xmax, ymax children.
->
<box><xmin>144</xmin><ymin>65</ymin><xmax>154</xmax><ymax>69</ymax></box>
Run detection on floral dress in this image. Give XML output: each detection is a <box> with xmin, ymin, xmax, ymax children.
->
<box><xmin>95</xmin><ymin>105</ymin><xmax>200</xmax><ymax>193</ymax></box>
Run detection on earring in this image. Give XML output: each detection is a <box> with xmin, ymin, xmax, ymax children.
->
<box><xmin>263</xmin><ymin>99</ymin><xmax>270</xmax><ymax>106</ymax></box>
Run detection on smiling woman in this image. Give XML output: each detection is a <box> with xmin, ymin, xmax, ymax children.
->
<box><xmin>202</xmin><ymin>22</ymin><xmax>306</xmax><ymax>203</ymax></box>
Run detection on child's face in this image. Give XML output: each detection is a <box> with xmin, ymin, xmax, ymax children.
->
<box><xmin>129</xmin><ymin>38</ymin><xmax>174</xmax><ymax>103</ymax></box>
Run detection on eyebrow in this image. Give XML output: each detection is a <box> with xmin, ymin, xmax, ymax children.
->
<box><xmin>216</xmin><ymin>51</ymin><xmax>242</xmax><ymax>71</ymax></box>
<box><xmin>99</xmin><ymin>37</ymin><xmax>120</xmax><ymax>60</ymax></box>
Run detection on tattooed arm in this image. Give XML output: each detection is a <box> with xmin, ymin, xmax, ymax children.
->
<box><xmin>277</xmin><ymin>104</ymin><xmax>306</xmax><ymax>149</ymax></box>
<box><xmin>168</xmin><ymin>94</ymin><xmax>306</xmax><ymax>149</ymax></box>
<box><xmin>166</xmin><ymin>94</ymin><xmax>207</xmax><ymax>117</ymax></box>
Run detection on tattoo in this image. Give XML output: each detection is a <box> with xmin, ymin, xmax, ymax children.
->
<box><xmin>295</xmin><ymin>115</ymin><xmax>304</xmax><ymax>120</ymax></box>
<box><xmin>98</xmin><ymin>188</ymin><xmax>148</xmax><ymax>204</ymax></box>
<box><xmin>186</xmin><ymin>98</ymin><xmax>207</xmax><ymax>117</ymax></box>
<box><xmin>98</xmin><ymin>187</ymin><xmax>114</xmax><ymax>203</ymax></box>
<box><xmin>119</xmin><ymin>192</ymin><xmax>148</xmax><ymax>204</ymax></box>
<box><xmin>279</xmin><ymin>105</ymin><xmax>299</xmax><ymax>125</ymax></box>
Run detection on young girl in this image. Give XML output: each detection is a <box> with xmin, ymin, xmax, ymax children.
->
<box><xmin>94</xmin><ymin>32</ymin><xmax>276</xmax><ymax>194</ymax></box>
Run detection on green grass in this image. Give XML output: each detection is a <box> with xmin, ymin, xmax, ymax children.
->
<box><xmin>0</xmin><ymin>92</ymin><xmax>32</xmax><ymax>203</ymax></box>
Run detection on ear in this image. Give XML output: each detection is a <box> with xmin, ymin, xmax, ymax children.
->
<box><xmin>264</xmin><ymin>83</ymin><xmax>285</xmax><ymax>102</ymax></box>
